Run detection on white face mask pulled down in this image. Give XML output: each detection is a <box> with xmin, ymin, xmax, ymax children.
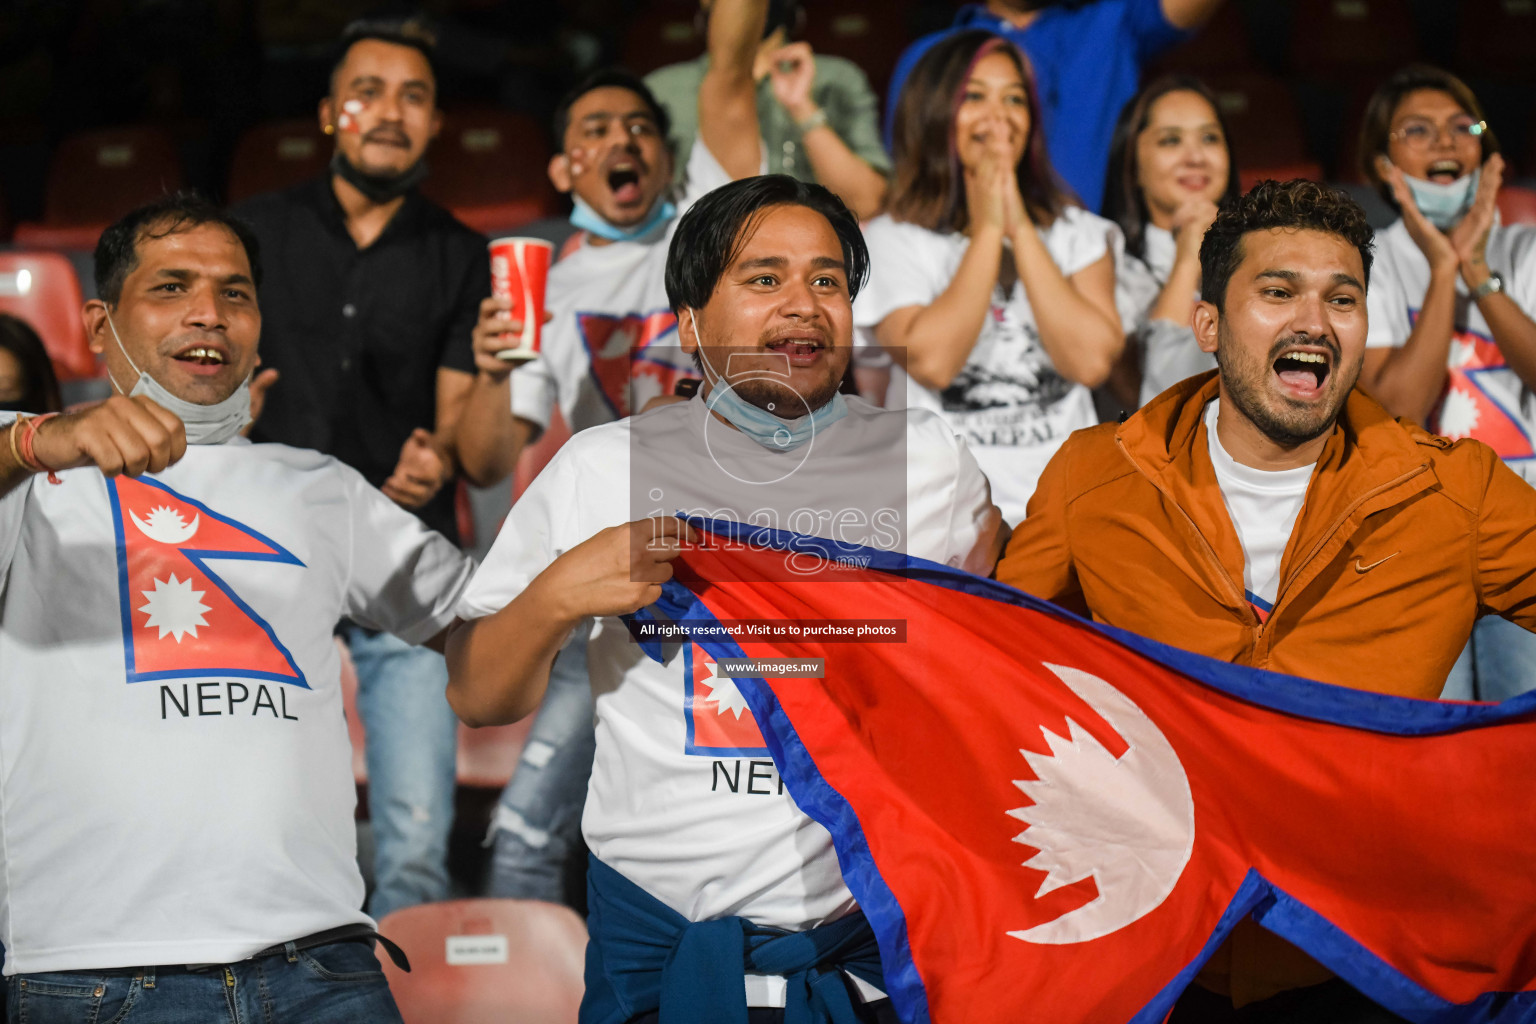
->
<box><xmin>105</xmin><ymin>312</ymin><xmax>252</xmax><ymax>446</ymax></box>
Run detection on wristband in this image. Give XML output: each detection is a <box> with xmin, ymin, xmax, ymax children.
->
<box><xmin>18</xmin><ymin>413</ymin><xmax>62</xmax><ymax>484</ymax></box>
<box><xmin>795</xmin><ymin>107</ymin><xmax>829</xmax><ymax>133</ymax></box>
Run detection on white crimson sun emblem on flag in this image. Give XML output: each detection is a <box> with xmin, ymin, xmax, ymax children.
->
<box><xmin>1006</xmin><ymin>663</ymin><xmax>1196</xmax><ymax>945</ymax></box>
<box><xmin>1437</xmin><ymin>385</ymin><xmax>1480</xmax><ymax>440</ymax></box>
<box><xmin>138</xmin><ymin>574</ymin><xmax>211</xmax><ymax>642</ymax></box>
<box><xmin>699</xmin><ymin>659</ymin><xmax>753</xmax><ymax>720</ymax></box>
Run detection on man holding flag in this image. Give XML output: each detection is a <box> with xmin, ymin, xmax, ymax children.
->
<box><xmin>446</xmin><ymin>173</ymin><xmax>1004</xmax><ymax>1023</ymax></box>
<box><xmin>1000</xmin><ymin>179</ymin><xmax>1536</xmax><ymax>1021</ymax></box>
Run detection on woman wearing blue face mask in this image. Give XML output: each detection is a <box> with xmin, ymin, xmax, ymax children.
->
<box><xmin>1357</xmin><ymin>65</ymin><xmax>1536</xmax><ymax>704</ymax></box>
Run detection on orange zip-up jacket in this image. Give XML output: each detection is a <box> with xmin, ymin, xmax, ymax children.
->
<box><xmin>998</xmin><ymin>371</ymin><xmax>1536</xmax><ymax>1007</ymax></box>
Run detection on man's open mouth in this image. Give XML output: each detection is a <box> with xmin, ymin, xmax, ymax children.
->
<box><xmin>766</xmin><ymin>337</ymin><xmax>826</xmax><ymax>357</ymax></box>
<box><xmin>1272</xmin><ymin>347</ymin><xmax>1331</xmax><ymax>399</ymax></box>
<box><xmin>607</xmin><ymin>163</ymin><xmax>643</xmax><ymax>204</ymax></box>
<box><xmin>174</xmin><ymin>346</ymin><xmax>228</xmax><ymax>367</ymax></box>
<box><xmin>1427</xmin><ymin>159</ymin><xmax>1463</xmax><ymax>184</ymax></box>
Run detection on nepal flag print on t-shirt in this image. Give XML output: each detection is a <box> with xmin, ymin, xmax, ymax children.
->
<box><xmin>683</xmin><ymin>642</ymin><xmax>768</xmax><ymax>757</ymax></box>
<box><xmin>1411</xmin><ymin>310</ymin><xmax>1536</xmax><ymax>465</ymax></box>
<box><xmin>578</xmin><ymin>309</ymin><xmax>694</xmax><ymax>419</ymax></box>
<box><xmin>107</xmin><ymin>475</ymin><xmax>308</xmax><ymax>688</ymax></box>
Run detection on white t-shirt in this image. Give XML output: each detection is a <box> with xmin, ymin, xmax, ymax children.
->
<box><xmin>0</xmin><ymin>433</ymin><xmax>472</xmax><ymax>974</ymax></box>
<box><xmin>1366</xmin><ymin>217</ymin><xmax>1536</xmax><ymax>484</ymax></box>
<box><xmin>1115</xmin><ymin>224</ymin><xmax>1215</xmax><ymax>406</ymax></box>
<box><xmin>1204</xmin><ymin>401</ymin><xmax>1313</xmax><ymax>618</ymax></box>
<box><xmin>458</xmin><ymin>395</ymin><xmax>1000</xmax><ymax>931</ymax></box>
<box><xmin>853</xmin><ymin>207</ymin><xmax>1120</xmax><ymax>525</ymax></box>
<box><xmin>510</xmin><ymin>138</ymin><xmax>738</xmax><ymax>434</ymax></box>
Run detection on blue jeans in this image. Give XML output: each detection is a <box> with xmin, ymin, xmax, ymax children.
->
<box><xmin>6</xmin><ymin>940</ymin><xmax>401</xmax><ymax>1023</ymax></box>
<box><xmin>344</xmin><ymin>624</ymin><xmax>458</xmax><ymax>920</ymax></box>
<box><xmin>1440</xmin><ymin>615</ymin><xmax>1536</xmax><ymax>702</ymax></box>
<box><xmin>489</xmin><ymin>633</ymin><xmax>595</xmax><ymax>905</ymax></box>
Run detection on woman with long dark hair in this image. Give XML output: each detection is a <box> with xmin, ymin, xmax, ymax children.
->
<box><xmin>854</xmin><ymin>30</ymin><xmax>1123</xmax><ymax>525</ymax></box>
<box><xmin>1102</xmin><ymin>74</ymin><xmax>1239</xmax><ymax>409</ymax></box>
<box><xmin>0</xmin><ymin>314</ymin><xmax>62</xmax><ymax>414</ymax></box>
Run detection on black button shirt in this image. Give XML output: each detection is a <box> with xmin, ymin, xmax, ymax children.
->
<box><xmin>234</xmin><ymin>178</ymin><xmax>487</xmax><ymax>543</ymax></box>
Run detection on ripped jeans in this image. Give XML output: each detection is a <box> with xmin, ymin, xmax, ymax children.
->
<box><xmin>487</xmin><ymin>631</ymin><xmax>595</xmax><ymax>906</ymax></box>
<box><xmin>344</xmin><ymin>625</ymin><xmax>458</xmax><ymax>921</ymax></box>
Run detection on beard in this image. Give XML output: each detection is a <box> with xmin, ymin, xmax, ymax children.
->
<box><xmin>1215</xmin><ymin>321</ymin><xmax>1360</xmax><ymax>449</ymax></box>
<box><xmin>730</xmin><ymin>368</ymin><xmax>844</xmax><ymax>420</ymax></box>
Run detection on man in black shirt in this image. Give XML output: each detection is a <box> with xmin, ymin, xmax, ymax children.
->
<box><xmin>234</xmin><ymin>17</ymin><xmax>493</xmax><ymax>920</ymax></box>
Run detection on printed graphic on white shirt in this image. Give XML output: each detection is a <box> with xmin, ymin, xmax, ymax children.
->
<box><xmin>578</xmin><ymin>308</ymin><xmax>690</xmax><ymax>419</ymax></box>
<box><xmin>1366</xmin><ymin>218</ymin><xmax>1536</xmax><ymax>483</ymax></box>
<box><xmin>108</xmin><ymin>475</ymin><xmax>307</xmax><ymax>688</ymax></box>
<box><xmin>1417</xmin><ymin>311</ymin><xmax>1535</xmax><ymax>461</ymax></box>
<box><xmin>942</xmin><ymin>305</ymin><xmax>1077</xmax><ymax>436</ymax></box>
<box><xmin>684</xmin><ymin>643</ymin><xmax>768</xmax><ymax>757</ymax></box>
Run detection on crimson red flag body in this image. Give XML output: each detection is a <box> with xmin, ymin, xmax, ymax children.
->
<box><xmin>108</xmin><ymin>475</ymin><xmax>308</xmax><ymax>687</ymax></box>
<box><xmin>640</xmin><ymin>519</ymin><xmax>1536</xmax><ymax>1024</ymax></box>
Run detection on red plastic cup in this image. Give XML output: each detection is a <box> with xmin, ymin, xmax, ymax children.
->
<box><xmin>488</xmin><ymin>236</ymin><xmax>553</xmax><ymax>362</ymax></box>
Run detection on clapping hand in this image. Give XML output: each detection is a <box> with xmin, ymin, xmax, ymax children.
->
<box><xmin>382</xmin><ymin>427</ymin><xmax>451</xmax><ymax>508</ymax></box>
<box><xmin>1449</xmin><ymin>153</ymin><xmax>1504</xmax><ymax>280</ymax></box>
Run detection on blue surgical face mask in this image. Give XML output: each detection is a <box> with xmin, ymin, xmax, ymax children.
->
<box><xmin>105</xmin><ymin>312</ymin><xmax>252</xmax><ymax>446</ymax></box>
<box><xmin>569</xmin><ymin>194</ymin><xmax>676</xmax><ymax>243</ymax></box>
<box><xmin>691</xmin><ymin>310</ymin><xmax>847</xmax><ymax>451</ymax></box>
<box><xmin>1404</xmin><ymin>169</ymin><xmax>1479</xmax><ymax>230</ymax></box>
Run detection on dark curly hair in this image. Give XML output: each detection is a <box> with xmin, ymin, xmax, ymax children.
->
<box><xmin>1199</xmin><ymin>179</ymin><xmax>1374</xmax><ymax>312</ymax></box>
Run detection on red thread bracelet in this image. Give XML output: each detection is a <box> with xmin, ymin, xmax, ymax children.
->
<box><xmin>18</xmin><ymin>413</ymin><xmax>61</xmax><ymax>484</ymax></box>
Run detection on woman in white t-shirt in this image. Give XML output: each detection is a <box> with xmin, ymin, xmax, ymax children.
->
<box><xmin>854</xmin><ymin>30</ymin><xmax>1123</xmax><ymax>525</ymax></box>
<box><xmin>1355</xmin><ymin>65</ymin><xmax>1536</xmax><ymax>702</ymax></box>
<box><xmin>1102</xmin><ymin>75</ymin><xmax>1239</xmax><ymax>411</ymax></box>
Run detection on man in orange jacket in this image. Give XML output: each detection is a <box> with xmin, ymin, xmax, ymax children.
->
<box><xmin>998</xmin><ymin>178</ymin><xmax>1536</xmax><ymax>1023</ymax></box>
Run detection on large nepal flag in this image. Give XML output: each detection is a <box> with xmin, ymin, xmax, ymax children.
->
<box><xmin>632</xmin><ymin>518</ymin><xmax>1536</xmax><ymax>1024</ymax></box>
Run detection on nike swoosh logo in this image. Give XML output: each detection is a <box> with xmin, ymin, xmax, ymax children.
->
<box><xmin>1354</xmin><ymin>552</ymin><xmax>1401</xmax><ymax>573</ymax></box>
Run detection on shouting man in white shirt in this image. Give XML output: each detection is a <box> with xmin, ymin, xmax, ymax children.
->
<box><xmin>0</xmin><ymin>193</ymin><xmax>472</xmax><ymax>1023</ymax></box>
<box><xmin>447</xmin><ymin>174</ymin><xmax>1004</xmax><ymax>1024</ymax></box>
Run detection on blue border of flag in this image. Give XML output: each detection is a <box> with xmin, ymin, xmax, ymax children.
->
<box><xmin>632</xmin><ymin>516</ymin><xmax>1536</xmax><ymax>1024</ymax></box>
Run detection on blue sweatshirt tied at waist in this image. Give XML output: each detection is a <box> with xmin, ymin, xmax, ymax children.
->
<box><xmin>581</xmin><ymin>854</ymin><xmax>886</xmax><ymax>1024</ymax></box>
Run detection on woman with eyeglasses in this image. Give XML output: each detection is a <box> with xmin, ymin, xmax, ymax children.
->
<box><xmin>1357</xmin><ymin>65</ymin><xmax>1536</xmax><ymax>704</ymax></box>
<box><xmin>853</xmin><ymin>30</ymin><xmax>1123</xmax><ymax>526</ymax></box>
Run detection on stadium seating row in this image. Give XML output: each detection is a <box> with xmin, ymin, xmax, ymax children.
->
<box><xmin>6</xmin><ymin>109</ymin><xmax>558</xmax><ymax>251</ymax></box>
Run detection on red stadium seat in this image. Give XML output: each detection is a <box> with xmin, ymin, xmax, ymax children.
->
<box><xmin>1287</xmin><ymin>0</ymin><xmax>1419</xmax><ymax>78</ymax></box>
<box><xmin>1205</xmin><ymin>74</ymin><xmax>1319</xmax><ymax>182</ymax></box>
<box><xmin>0</xmin><ymin>251</ymin><xmax>97</xmax><ymax>381</ymax></box>
<box><xmin>457</xmin><ymin>718</ymin><xmax>532</xmax><ymax>790</ymax></box>
<box><xmin>620</xmin><ymin>1</ymin><xmax>704</xmax><ymax>77</ymax></box>
<box><xmin>1497</xmin><ymin>186</ymin><xmax>1536</xmax><ymax>226</ymax></box>
<box><xmin>339</xmin><ymin>617</ymin><xmax>530</xmax><ymax>791</ymax></box>
<box><xmin>227</xmin><ymin>119</ymin><xmax>331</xmax><ymax>203</ymax></box>
<box><xmin>802</xmin><ymin>0</ymin><xmax>915</xmax><ymax>100</ymax></box>
<box><xmin>422</xmin><ymin>108</ymin><xmax>560</xmax><ymax>236</ymax></box>
<box><xmin>1147</xmin><ymin>3</ymin><xmax>1256</xmax><ymax>75</ymax></box>
<box><xmin>1455</xmin><ymin>0</ymin><xmax>1536</xmax><ymax>82</ymax></box>
<box><xmin>378</xmin><ymin>899</ymin><xmax>586</xmax><ymax>1024</ymax></box>
<box><xmin>14</xmin><ymin>127</ymin><xmax>184</xmax><ymax>250</ymax></box>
